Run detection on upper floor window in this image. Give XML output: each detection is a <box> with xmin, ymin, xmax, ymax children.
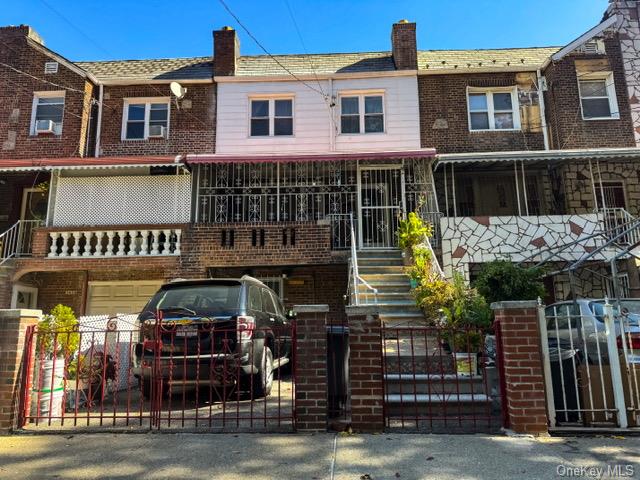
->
<box><xmin>122</xmin><ymin>98</ymin><xmax>170</xmax><ymax>140</ymax></box>
<box><xmin>31</xmin><ymin>91</ymin><xmax>65</xmax><ymax>136</ymax></box>
<box><xmin>467</xmin><ymin>88</ymin><xmax>520</xmax><ymax>131</ymax></box>
<box><xmin>250</xmin><ymin>97</ymin><xmax>293</xmax><ymax>137</ymax></box>
<box><xmin>340</xmin><ymin>94</ymin><xmax>384</xmax><ymax>134</ymax></box>
<box><xmin>578</xmin><ymin>73</ymin><xmax>619</xmax><ymax>120</ymax></box>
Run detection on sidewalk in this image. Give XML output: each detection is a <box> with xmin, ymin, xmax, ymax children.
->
<box><xmin>0</xmin><ymin>432</ymin><xmax>638</xmax><ymax>480</ymax></box>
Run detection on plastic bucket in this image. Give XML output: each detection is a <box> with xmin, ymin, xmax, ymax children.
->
<box><xmin>31</xmin><ymin>359</ymin><xmax>65</xmax><ymax>418</ymax></box>
<box><xmin>454</xmin><ymin>352</ymin><xmax>477</xmax><ymax>377</ymax></box>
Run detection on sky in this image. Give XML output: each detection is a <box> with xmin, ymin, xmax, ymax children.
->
<box><xmin>1</xmin><ymin>0</ymin><xmax>610</xmax><ymax>62</ymax></box>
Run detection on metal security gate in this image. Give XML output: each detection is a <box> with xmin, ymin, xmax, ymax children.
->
<box><xmin>540</xmin><ymin>301</ymin><xmax>640</xmax><ymax>430</ymax></box>
<box><xmin>18</xmin><ymin>315</ymin><xmax>296</xmax><ymax>432</ymax></box>
<box><xmin>381</xmin><ymin>325</ymin><xmax>503</xmax><ymax>433</ymax></box>
<box><xmin>358</xmin><ymin>165</ymin><xmax>405</xmax><ymax>249</ymax></box>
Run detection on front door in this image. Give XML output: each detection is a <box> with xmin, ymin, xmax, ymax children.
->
<box><xmin>358</xmin><ymin>166</ymin><xmax>404</xmax><ymax>248</ymax></box>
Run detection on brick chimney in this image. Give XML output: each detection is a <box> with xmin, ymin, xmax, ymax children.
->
<box><xmin>0</xmin><ymin>25</ymin><xmax>44</xmax><ymax>45</ymax></box>
<box><xmin>391</xmin><ymin>20</ymin><xmax>417</xmax><ymax>70</ymax></box>
<box><xmin>213</xmin><ymin>26</ymin><xmax>240</xmax><ymax>76</ymax></box>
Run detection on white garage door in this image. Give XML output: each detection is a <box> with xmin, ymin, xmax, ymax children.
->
<box><xmin>86</xmin><ymin>281</ymin><xmax>163</xmax><ymax>316</ymax></box>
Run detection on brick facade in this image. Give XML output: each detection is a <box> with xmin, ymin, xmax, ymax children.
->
<box><xmin>213</xmin><ymin>28</ymin><xmax>239</xmax><ymax>76</ymax></box>
<box><xmin>0</xmin><ymin>309</ymin><xmax>40</xmax><ymax>433</ymax></box>
<box><xmin>543</xmin><ymin>36</ymin><xmax>636</xmax><ymax>150</ymax></box>
<box><xmin>492</xmin><ymin>301</ymin><xmax>549</xmax><ymax>435</ymax></box>
<box><xmin>0</xmin><ymin>26</ymin><xmax>95</xmax><ymax>159</ymax></box>
<box><xmin>418</xmin><ymin>72</ymin><xmax>546</xmax><ymax>153</ymax></box>
<box><xmin>98</xmin><ymin>83</ymin><xmax>215</xmax><ymax>157</ymax></box>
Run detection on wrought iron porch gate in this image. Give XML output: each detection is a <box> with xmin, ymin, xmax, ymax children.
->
<box><xmin>358</xmin><ymin>165</ymin><xmax>405</xmax><ymax>249</ymax></box>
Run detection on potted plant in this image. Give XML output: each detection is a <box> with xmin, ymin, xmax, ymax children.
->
<box><xmin>397</xmin><ymin>212</ymin><xmax>433</xmax><ymax>270</ymax></box>
<box><xmin>32</xmin><ymin>305</ymin><xmax>79</xmax><ymax>418</ymax></box>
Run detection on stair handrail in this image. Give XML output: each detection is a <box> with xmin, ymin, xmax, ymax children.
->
<box><xmin>347</xmin><ymin>213</ymin><xmax>377</xmax><ymax>306</ymax></box>
<box><xmin>0</xmin><ymin>221</ymin><xmax>21</xmax><ymax>266</ymax></box>
<box><xmin>600</xmin><ymin>207</ymin><xmax>640</xmax><ymax>246</ymax></box>
<box><xmin>420</xmin><ymin>233</ymin><xmax>445</xmax><ymax>278</ymax></box>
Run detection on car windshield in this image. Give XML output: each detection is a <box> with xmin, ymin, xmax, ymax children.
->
<box><xmin>590</xmin><ymin>300</ymin><xmax>640</xmax><ymax>323</ymax></box>
<box><xmin>140</xmin><ymin>284</ymin><xmax>241</xmax><ymax>320</ymax></box>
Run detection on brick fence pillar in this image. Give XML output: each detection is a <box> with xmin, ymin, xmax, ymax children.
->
<box><xmin>491</xmin><ymin>301</ymin><xmax>548</xmax><ymax>435</ymax></box>
<box><xmin>0</xmin><ymin>309</ymin><xmax>41</xmax><ymax>433</ymax></box>
<box><xmin>345</xmin><ymin>305</ymin><xmax>384</xmax><ymax>432</ymax></box>
<box><xmin>293</xmin><ymin>304</ymin><xmax>328</xmax><ymax>432</ymax></box>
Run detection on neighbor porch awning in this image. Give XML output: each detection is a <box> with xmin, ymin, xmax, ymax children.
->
<box><xmin>185</xmin><ymin>149</ymin><xmax>437</xmax><ymax>165</ymax></box>
<box><xmin>0</xmin><ymin>156</ymin><xmax>184</xmax><ymax>173</ymax></box>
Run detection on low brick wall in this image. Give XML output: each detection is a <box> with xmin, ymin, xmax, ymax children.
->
<box><xmin>0</xmin><ymin>309</ymin><xmax>41</xmax><ymax>433</ymax></box>
<box><xmin>492</xmin><ymin>301</ymin><xmax>549</xmax><ymax>435</ymax></box>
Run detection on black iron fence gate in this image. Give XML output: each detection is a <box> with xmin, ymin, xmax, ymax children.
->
<box><xmin>18</xmin><ymin>316</ymin><xmax>296</xmax><ymax>432</ymax></box>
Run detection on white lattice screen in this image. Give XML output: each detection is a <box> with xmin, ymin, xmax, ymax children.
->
<box><xmin>53</xmin><ymin>174</ymin><xmax>191</xmax><ymax>226</ymax></box>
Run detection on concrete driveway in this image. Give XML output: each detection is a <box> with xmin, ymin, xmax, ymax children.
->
<box><xmin>0</xmin><ymin>432</ymin><xmax>638</xmax><ymax>479</ymax></box>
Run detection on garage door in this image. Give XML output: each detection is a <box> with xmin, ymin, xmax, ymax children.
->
<box><xmin>86</xmin><ymin>281</ymin><xmax>163</xmax><ymax>316</ymax></box>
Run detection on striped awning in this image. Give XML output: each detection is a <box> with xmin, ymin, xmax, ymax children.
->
<box><xmin>0</xmin><ymin>156</ymin><xmax>184</xmax><ymax>172</ymax></box>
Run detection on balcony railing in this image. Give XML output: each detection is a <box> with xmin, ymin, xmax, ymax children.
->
<box><xmin>47</xmin><ymin>229</ymin><xmax>182</xmax><ymax>258</ymax></box>
<box><xmin>0</xmin><ymin>220</ymin><xmax>43</xmax><ymax>266</ymax></box>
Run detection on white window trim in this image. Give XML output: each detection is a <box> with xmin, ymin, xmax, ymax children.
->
<box><xmin>248</xmin><ymin>95</ymin><xmax>295</xmax><ymax>138</ymax></box>
<box><xmin>121</xmin><ymin>97</ymin><xmax>171</xmax><ymax>141</ymax></box>
<box><xmin>338</xmin><ymin>90</ymin><xmax>386</xmax><ymax>135</ymax></box>
<box><xmin>578</xmin><ymin>72</ymin><xmax>620</xmax><ymax>121</ymax></box>
<box><xmin>30</xmin><ymin>90</ymin><xmax>66</xmax><ymax>136</ymax></box>
<box><xmin>467</xmin><ymin>87</ymin><xmax>521</xmax><ymax>132</ymax></box>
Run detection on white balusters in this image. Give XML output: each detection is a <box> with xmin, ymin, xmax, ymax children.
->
<box><xmin>116</xmin><ymin>231</ymin><xmax>126</xmax><ymax>256</ymax></box>
<box><xmin>43</xmin><ymin>228</ymin><xmax>182</xmax><ymax>257</ymax></box>
<box><xmin>150</xmin><ymin>229</ymin><xmax>160</xmax><ymax>255</ymax></box>
<box><xmin>104</xmin><ymin>231</ymin><xmax>115</xmax><ymax>256</ymax></box>
<box><xmin>92</xmin><ymin>231</ymin><xmax>104</xmax><ymax>256</ymax></box>
<box><xmin>48</xmin><ymin>232</ymin><xmax>60</xmax><ymax>257</ymax></box>
<box><xmin>70</xmin><ymin>232</ymin><xmax>81</xmax><ymax>257</ymax></box>
<box><xmin>173</xmin><ymin>229</ymin><xmax>182</xmax><ymax>255</ymax></box>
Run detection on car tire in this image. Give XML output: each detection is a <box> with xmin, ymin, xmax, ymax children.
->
<box><xmin>252</xmin><ymin>346</ymin><xmax>274</xmax><ymax>398</ymax></box>
<box><xmin>140</xmin><ymin>378</ymin><xmax>167</xmax><ymax>400</ymax></box>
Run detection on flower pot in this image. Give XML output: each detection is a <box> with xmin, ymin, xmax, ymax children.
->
<box><xmin>31</xmin><ymin>358</ymin><xmax>65</xmax><ymax>419</ymax></box>
<box><xmin>454</xmin><ymin>352</ymin><xmax>477</xmax><ymax>377</ymax></box>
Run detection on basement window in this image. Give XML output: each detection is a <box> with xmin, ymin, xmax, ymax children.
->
<box><xmin>467</xmin><ymin>87</ymin><xmax>521</xmax><ymax>131</ymax></box>
<box><xmin>578</xmin><ymin>72</ymin><xmax>620</xmax><ymax>120</ymax></box>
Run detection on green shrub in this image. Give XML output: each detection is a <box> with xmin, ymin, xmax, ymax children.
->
<box><xmin>473</xmin><ymin>260</ymin><xmax>546</xmax><ymax>305</ymax></box>
<box><xmin>37</xmin><ymin>304</ymin><xmax>80</xmax><ymax>359</ymax></box>
<box><xmin>397</xmin><ymin>212</ymin><xmax>433</xmax><ymax>250</ymax></box>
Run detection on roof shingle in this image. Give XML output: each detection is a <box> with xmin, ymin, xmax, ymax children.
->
<box><xmin>76</xmin><ymin>47</ymin><xmax>562</xmax><ymax>82</ymax></box>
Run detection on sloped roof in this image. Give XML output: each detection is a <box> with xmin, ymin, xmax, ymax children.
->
<box><xmin>76</xmin><ymin>47</ymin><xmax>562</xmax><ymax>82</ymax></box>
<box><xmin>236</xmin><ymin>51</ymin><xmax>395</xmax><ymax>76</ymax></box>
<box><xmin>76</xmin><ymin>57</ymin><xmax>214</xmax><ymax>82</ymax></box>
<box><xmin>418</xmin><ymin>47</ymin><xmax>560</xmax><ymax>72</ymax></box>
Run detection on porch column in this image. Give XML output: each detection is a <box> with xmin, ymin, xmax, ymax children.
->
<box><xmin>0</xmin><ymin>309</ymin><xmax>41</xmax><ymax>433</ymax></box>
<box><xmin>514</xmin><ymin>160</ymin><xmax>522</xmax><ymax>216</ymax></box>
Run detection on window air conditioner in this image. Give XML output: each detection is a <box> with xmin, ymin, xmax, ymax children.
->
<box><xmin>148</xmin><ymin>125</ymin><xmax>166</xmax><ymax>138</ymax></box>
<box><xmin>35</xmin><ymin>119</ymin><xmax>55</xmax><ymax>134</ymax></box>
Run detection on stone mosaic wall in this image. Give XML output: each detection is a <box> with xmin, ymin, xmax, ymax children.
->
<box><xmin>607</xmin><ymin>1</ymin><xmax>640</xmax><ymax>146</ymax></box>
<box><xmin>440</xmin><ymin>214</ymin><xmax>606</xmax><ymax>278</ymax></box>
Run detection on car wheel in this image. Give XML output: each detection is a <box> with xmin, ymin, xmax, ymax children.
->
<box><xmin>252</xmin><ymin>346</ymin><xmax>273</xmax><ymax>398</ymax></box>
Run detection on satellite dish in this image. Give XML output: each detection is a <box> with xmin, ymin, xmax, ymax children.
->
<box><xmin>170</xmin><ymin>81</ymin><xmax>187</xmax><ymax>100</ymax></box>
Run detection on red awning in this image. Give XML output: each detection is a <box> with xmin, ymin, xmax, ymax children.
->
<box><xmin>0</xmin><ymin>156</ymin><xmax>182</xmax><ymax>172</ymax></box>
<box><xmin>186</xmin><ymin>149</ymin><xmax>437</xmax><ymax>165</ymax></box>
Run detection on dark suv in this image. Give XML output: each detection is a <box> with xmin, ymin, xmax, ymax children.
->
<box><xmin>132</xmin><ymin>276</ymin><xmax>293</xmax><ymax>398</ymax></box>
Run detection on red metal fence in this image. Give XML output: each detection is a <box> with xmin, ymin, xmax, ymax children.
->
<box><xmin>18</xmin><ymin>315</ymin><xmax>295</xmax><ymax>432</ymax></box>
<box><xmin>381</xmin><ymin>325</ymin><xmax>503</xmax><ymax>433</ymax></box>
